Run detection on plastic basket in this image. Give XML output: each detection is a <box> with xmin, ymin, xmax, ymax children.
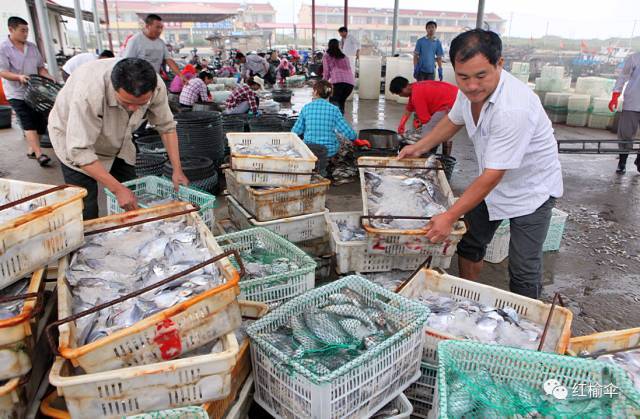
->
<box><xmin>437</xmin><ymin>340</ymin><xmax>640</xmax><ymax>418</ymax></box>
<box><xmin>49</xmin><ymin>332</ymin><xmax>239</xmax><ymax>419</ymax></box>
<box><xmin>0</xmin><ymin>179</ymin><xmax>86</xmax><ymax>288</ymax></box>
<box><xmin>358</xmin><ymin>157</ymin><xmax>466</xmax><ymax>256</ymax></box>
<box><xmin>567</xmin><ymin>111</ymin><xmax>589</xmax><ymax>127</ymax></box>
<box><xmin>226</xmin><ymin>194</ymin><xmax>328</xmax><ymax>243</ymax></box>
<box><xmin>568</xmin><ymin>93</ymin><xmax>592</xmax><ymax>112</ymax></box>
<box><xmin>0</xmin><ymin>268</ymin><xmax>45</xmax><ymax>381</ymax></box>
<box><xmin>326</xmin><ymin>212</ymin><xmax>450</xmax><ymax>273</ymax></box>
<box><xmin>588</xmin><ymin>113</ymin><xmax>614</xmax><ymax>130</ymax></box>
<box><xmin>397</xmin><ymin>268</ymin><xmax>573</xmax><ymax>364</ymax></box>
<box><xmin>374</xmin><ymin>393</ymin><xmax>413</xmax><ymax>419</ymax></box>
<box><xmin>104</xmin><ymin>176</ymin><xmax>217</xmax><ymax>230</ymax></box>
<box><xmin>543</xmin><ymin>208</ymin><xmax>568</xmax><ymax>251</ymax></box>
<box><xmin>247</xmin><ymin>275</ymin><xmax>429</xmax><ymax>419</ymax></box>
<box><xmin>226</xmin><ymin>132</ymin><xmax>317</xmax><ymax>187</ymax></box>
<box><xmin>404</xmin><ymin>362</ymin><xmax>438</xmax><ymax>419</ymax></box>
<box><xmin>202</xmin><ymin>301</ymin><xmax>268</xmax><ymax>419</ymax></box>
<box><xmin>567</xmin><ymin>327</ymin><xmax>640</xmax><ymax>357</ymax></box>
<box><xmin>0</xmin><ymin>377</ymin><xmax>25</xmax><ymax>418</ymax></box>
<box><xmin>224</xmin><ymin>169</ymin><xmax>330</xmax><ymax>221</ymax></box>
<box><xmin>215</xmin><ymin>228</ymin><xmax>316</xmax><ymax>306</ymax></box>
<box><xmin>55</xmin><ymin>202</ymin><xmax>242</xmax><ymax>374</ymax></box>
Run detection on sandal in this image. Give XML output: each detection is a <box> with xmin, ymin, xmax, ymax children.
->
<box><xmin>26</xmin><ymin>152</ymin><xmax>36</xmax><ymax>159</ymax></box>
<box><xmin>37</xmin><ymin>154</ymin><xmax>51</xmax><ymax>167</ymax></box>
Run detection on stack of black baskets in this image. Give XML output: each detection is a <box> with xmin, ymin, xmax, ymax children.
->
<box><xmin>222</xmin><ymin>114</ymin><xmax>247</xmax><ymax>158</ymax></box>
<box><xmin>162</xmin><ymin>156</ymin><xmax>218</xmax><ymax>194</ymax></box>
<box><xmin>248</xmin><ymin>114</ymin><xmax>286</xmax><ymax>132</ymax></box>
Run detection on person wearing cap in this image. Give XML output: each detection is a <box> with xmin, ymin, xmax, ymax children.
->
<box><xmin>169</xmin><ymin>64</ymin><xmax>197</xmax><ymax>94</ymax></box>
<box><xmin>223</xmin><ymin>77</ymin><xmax>262</xmax><ymax>115</ymax></box>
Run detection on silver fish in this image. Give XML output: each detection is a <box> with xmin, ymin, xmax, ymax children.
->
<box><xmin>321</xmin><ymin>304</ymin><xmax>374</xmax><ymax>328</ymax></box>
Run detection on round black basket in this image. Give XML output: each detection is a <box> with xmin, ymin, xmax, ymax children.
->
<box><xmin>271</xmin><ymin>89</ymin><xmax>293</xmax><ymax>103</ymax></box>
<box><xmin>193</xmin><ymin>102</ymin><xmax>221</xmax><ymax>113</ymax></box>
<box><xmin>162</xmin><ymin>156</ymin><xmax>216</xmax><ymax>181</ymax></box>
<box><xmin>248</xmin><ymin>114</ymin><xmax>286</xmax><ymax>132</ymax></box>
<box><xmin>175</xmin><ymin>111</ymin><xmax>224</xmax><ymax>164</ymax></box>
<box><xmin>24</xmin><ymin>75</ymin><xmax>62</xmax><ymax>113</ymax></box>
<box><xmin>134</xmin><ymin>134</ymin><xmax>165</xmax><ymax>153</ymax></box>
<box><xmin>438</xmin><ymin>155</ymin><xmax>457</xmax><ymax>182</ymax></box>
<box><xmin>135</xmin><ymin>153</ymin><xmax>167</xmax><ymax>177</ymax></box>
<box><xmin>282</xmin><ymin>115</ymin><xmax>298</xmax><ymax>131</ymax></box>
<box><xmin>0</xmin><ymin>105</ymin><xmax>11</xmax><ymax>129</ymax></box>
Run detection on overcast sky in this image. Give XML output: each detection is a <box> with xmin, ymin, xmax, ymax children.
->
<box><xmin>62</xmin><ymin>0</ymin><xmax>640</xmax><ymax>40</ymax></box>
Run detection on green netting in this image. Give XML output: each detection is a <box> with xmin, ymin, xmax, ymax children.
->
<box><xmin>125</xmin><ymin>406</ymin><xmax>208</xmax><ymax>419</ymax></box>
<box><xmin>438</xmin><ymin>340</ymin><xmax>640</xmax><ymax>418</ymax></box>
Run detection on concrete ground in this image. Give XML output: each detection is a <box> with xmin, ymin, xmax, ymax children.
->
<box><xmin>1</xmin><ymin>88</ymin><xmax>639</xmax><ymax>338</ymax></box>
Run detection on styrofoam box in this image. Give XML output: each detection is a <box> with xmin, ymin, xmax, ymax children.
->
<box><xmin>540</xmin><ymin>65</ymin><xmax>565</xmax><ymax>80</ymax></box>
<box><xmin>588</xmin><ymin>113</ymin><xmax>613</xmax><ymax>130</ymax></box>
<box><xmin>591</xmin><ymin>97</ymin><xmax>615</xmax><ymax>114</ymax></box>
<box><xmin>566</xmin><ymin>111</ymin><xmax>589</xmax><ymax>127</ymax></box>
<box><xmin>568</xmin><ymin>94</ymin><xmax>591</xmax><ymax>112</ymax></box>
<box><xmin>544</xmin><ymin>92</ymin><xmax>571</xmax><ymax>108</ymax></box>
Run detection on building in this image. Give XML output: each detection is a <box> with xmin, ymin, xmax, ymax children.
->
<box><xmin>296</xmin><ymin>5</ymin><xmax>506</xmax><ymax>51</ymax></box>
<box><xmin>105</xmin><ymin>1</ymin><xmax>275</xmax><ymax>47</ymax></box>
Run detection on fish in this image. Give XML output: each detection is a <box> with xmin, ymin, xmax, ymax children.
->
<box><xmin>234</xmin><ymin>143</ymin><xmax>303</xmax><ymax>158</ymax></box>
<box><xmin>321</xmin><ymin>304</ymin><xmax>374</xmax><ymax>328</ymax></box>
<box><xmin>594</xmin><ymin>349</ymin><xmax>640</xmax><ymax>390</ymax></box>
<box><xmin>239</xmin><ymin>243</ymin><xmax>299</xmax><ymax>281</ymax></box>
<box><xmin>335</xmin><ymin>220</ymin><xmax>366</xmax><ymax>242</ymax></box>
<box><xmin>0</xmin><ymin>192</ymin><xmax>40</xmax><ymax>224</ymax></box>
<box><xmin>0</xmin><ymin>278</ymin><xmax>30</xmax><ymax>319</ymax></box>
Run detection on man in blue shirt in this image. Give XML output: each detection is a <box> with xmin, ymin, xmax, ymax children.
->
<box><xmin>414</xmin><ymin>21</ymin><xmax>444</xmax><ymax>81</ymax></box>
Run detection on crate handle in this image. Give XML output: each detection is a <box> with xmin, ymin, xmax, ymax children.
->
<box><xmin>229</xmin><ymin>167</ymin><xmax>316</xmax><ymax>176</ymax></box>
<box><xmin>44</xmin><ymin>249</ymin><xmax>243</xmax><ymax>355</ymax></box>
<box><xmin>85</xmin><ymin>204</ymin><xmax>200</xmax><ymax>236</ymax></box>
<box><xmin>356</xmin><ymin>164</ymin><xmax>444</xmax><ymax>171</ymax></box>
<box><xmin>394</xmin><ymin>256</ymin><xmax>433</xmax><ymax>293</ymax></box>
<box><xmin>0</xmin><ymin>184</ymin><xmax>73</xmax><ymax>212</ymax></box>
<box><xmin>359</xmin><ymin>215</ymin><xmax>465</xmax><ymax>228</ymax></box>
<box><xmin>0</xmin><ymin>291</ymin><xmax>45</xmax><ymax>326</ymax></box>
<box><xmin>537</xmin><ymin>292</ymin><xmax>565</xmax><ymax>351</ymax></box>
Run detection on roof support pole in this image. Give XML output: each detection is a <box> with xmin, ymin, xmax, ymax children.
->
<box><xmin>74</xmin><ymin>0</ymin><xmax>88</xmax><ymax>51</ymax></box>
<box><xmin>476</xmin><ymin>0</ymin><xmax>485</xmax><ymax>29</ymax></box>
<box><xmin>311</xmin><ymin>0</ymin><xmax>316</xmax><ymax>54</ymax></box>
<box><xmin>391</xmin><ymin>0</ymin><xmax>399</xmax><ymax>55</ymax></box>
<box><xmin>102</xmin><ymin>0</ymin><xmax>113</xmax><ymax>51</ymax></box>
<box><xmin>92</xmin><ymin>0</ymin><xmax>103</xmax><ymax>51</ymax></box>
<box><xmin>344</xmin><ymin>0</ymin><xmax>348</xmax><ymax>28</ymax></box>
<box><xmin>33</xmin><ymin>0</ymin><xmax>60</xmax><ymax>79</ymax></box>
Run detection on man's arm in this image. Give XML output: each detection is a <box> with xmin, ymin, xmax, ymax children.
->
<box><xmin>198</xmin><ymin>81</ymin><xmax>209</xmax><ymax>103</ymax></box>
<box><xmin>159</xmin><ymin>130</ymin><xmax>189</xmax><ymax>189</ymax></box>
<box><xmin>81</xmin><ymin>161</ymin><xmax>138</xmax><ymax>210</ymax></box>
<box><xmin>425</xmin><ymin>169</ymin><xmax>505</xmax><ymax>242</ymax></box>
<box><xmin>0</xmin><ymin>70</ymin><xmax>29</xmax><ymax>83</ymax></box>
<box><xmin>247</xmin><ymin>91</ymin><xmax>258</xmax><ymax>113</ymax></box>
<box><xmin>398</xmin><ymin>115</ymin><xmax>463</xmax><ymax>158</ymax></box>
<box><xmin>166</xmin><ymin>58</ymin><xmax>187</xmax><ymax>83</ymax></box>
<box><xmin>37</xmin><ymin>66</ymin><xmax>53</xmax><ymax>81</ymax></box>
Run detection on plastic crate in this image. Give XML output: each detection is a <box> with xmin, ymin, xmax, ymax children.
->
<box><xmin>0</xmin><ymin>377</ymin><xmax>24</xmax><ymax>418</ymax></box>
<box><xmin>224</xmin><ymin>169</ymin><xmax>329</xmax><ymax>221</ymax></box>
<box><xmin>543</xmin><ymin>208</ymin><xmax>568</xmax><ymax>251</ymax></box>
<box><xmin>567</xmin><ymin>327</ymin><xmax>640</xmax><ymax>357</ymax></box>
<box><xmin>49</xmin><ymin>332</ymin><xmax>239</xmax><ymax>419</ymax></box>
<box><xmin>215</xmin><ymin>228</ymin><xmax>316</xmax><ymax>306</ymax></box>
<box><xmin>544</xmin><ymin>92</ymin><xmax>571</xmax><ymax>108</ymax></box>
<box><xmin>397</xmin><ymin>268</ymin><xmax>573</xmax><ymax>364</ymax></box>
<box><xmin>55</xmin><ymin>202</ymin><xmax>242</xmax><ymax>373</ymax></box>
<box><xmin>358</xmin><ymin>157</ymin><xmax>466</xmax><ymax>256</ymax></box>
<box><xmin>588</xmin><ymin>113</ymin><xmax>614</xmax><ymax>130</ymax></box>
<box><xmin>247</xmin><ymin>275</ymin><xmax>429</xmax><ymax>419</ymax></box>
<box><xmin>0</xmin><ymin>268</ymin><xmax>44</xmax><ymax>381</ymax></box>
<box><xmin>226</xmin><ymin>132</ymin><xmax>317</xmax><ymax>187</ymax></box>
<box><xmin>374</xmin><ymin>393</ymin><xmax>413</xmax><ymax>419</ymax></box>
<box><xmin>404</xmin><ymin>362</ymin><xmax>438</xmax><ymax>419</ymax></box>
<box><xmin>540</xmin><ymin>65</ymin><xmax>565</xmax><ymax>79</ymax></box>
<box><xmin>568</xmin><ymin>93</ymin><xmax>592</xmax><ymax>112</ymax></box>
<box><xmin>203</xmin><ymin>301</ymin><xmax>268</xmax><ymax>419</ymax></box>
<box><xmin>437</xmin><ymin>340</ymin><xmax>640</xmax><ymax>418</ymax></box>
<box><xmin>0</xmin><ymin>179</ymin><xmax>86</xmax><ymax>288</ymax></box>
<box><xmin>226</xmin><ymin>194</ymin><xmax>328</xmax><ymax>243</ymax></box>
<box><xmin>105</xmin><ymin>176</ymin><xmax>216</xmax><ymax>230</ymax></box>
<box><xmin>326</xmin><ymin>212</ymin><xmax>450</xmax><ymax>273</ymax></box>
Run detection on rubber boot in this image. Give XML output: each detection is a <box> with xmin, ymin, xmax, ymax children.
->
<box><xmin>617</xmin><ymin>154</ymin><xmax>628</xmax><ymax>174</ymax></box>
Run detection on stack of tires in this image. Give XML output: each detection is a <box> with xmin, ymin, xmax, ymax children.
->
<box><xmin>163</xmin><ymin>156</ymin><xmax>218</xmax><ymax>194</ymax></box>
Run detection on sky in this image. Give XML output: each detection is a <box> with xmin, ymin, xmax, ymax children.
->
<box><xmin>56</xmin><ymin>0</ymin><xmax>640</xmax><ymax>40</ymax></box>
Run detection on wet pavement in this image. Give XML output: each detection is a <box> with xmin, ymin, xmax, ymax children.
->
<box><xmin>1</xmin><ymin>86</ymin><xmax>638</xmax><ymax>337</ymax></box>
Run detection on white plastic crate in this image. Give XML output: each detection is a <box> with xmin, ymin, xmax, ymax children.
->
<box><xmin>510</xmin><ymin>62</ymin><xmax>530</xmax><ymax>74</ymax></box>
<box><xmin>567</xmin><ymin>94</ymin><xmax>591</xmax><ymax>112</ymax></box>
<box><xmin>543</xmin><ymin>92</ymin><xmax>571</xmax><ymax>108</ymax></box>
<box><xmin>404</xmin><ymin>362</ymin><xmax>438</xmax><ymax>419</ymax></box>
<box><xmin>588</xmin><ymin>113</ymin><xmax>614</xmax><ymax>130</ymax></box>
<box><xmin>358</xmin><ymin>157</ymin><xmax>466</xmax><ymax>256</ymax></box>
<box><xmin>545</xmin><ymin>109</ymin><xmax>568</xmax><ymax>124</ymax></box>
<box><xmin>226</xmin><ymin>194</ymin><xmax>328</xmax><ymax>243</ymax></box>
<box><xmin>224</xmin><ymin>169</ymin><xmax>329</xmax><ymax>221</ymax></box>
<box><xmin>55</xmin><ymin>203</ymin><xmax>242</xmax><ymax>374</ymax></box>
<box><xmin>567</xmin><ymin>111</ymin><xmax>589</xmax><ymax>127</ymax></box>
<box><xmin>398</xmin><ymin>268</ymin><xmax>573</xmax><ymax>364</ymax></box>
<box><xmin>227</xmin><ymin>133</ymin><xmax>317</xmax><ymax>187</ymax></box>
<box><xmin>105</xmin><ymin>176</ymin><xmax>216</xmax><ymax>230</ymax></box>
<box><xmin>326</xmin><ymin>212</ymin><xmax>450</xmax><ymax>273</ymax></box>
<box><xmin>374</xmin><ymin>393</ymin><xmax>413</xmax><ymax>419</ymax></box>
<box><xmin>247</xmin><ymin>276</ymin><xmax>428</xmax><ymax>419</ymax></box>
<box><xmin>0</xmin><ymin>268</ymin><xmax>44</xmax><ymax>381</ymax></box>
<box><xmin>0</xmin><ymin>179</ymin><xmax>86</xmax><ymax>289</ymax></box>
<box><xmin>49</xmin><ymin>332</ymin><xmax>239</xmax><ymax>419</ymax></box>
<box><xmin>540</xmin><ymin>65</ymin><xmax>565</xmax><ymax>80</ymax></box>
<box><xmin>484</xmin><ymin>208</ymin><xmax>568</xmax><ymax>262</ymax></box>
<box><xmin>575</xmin><ymin>76</ymin><xmax>615</xmax><ymax>98</ymax></box>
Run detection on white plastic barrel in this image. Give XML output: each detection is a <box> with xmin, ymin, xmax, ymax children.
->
<box><xmin>395</xmin><ymin>58</ymin><xmax>414</xmax><ymax>104</ymax></box>
<box><xmin>384</xmin><ymin>57</ymin><xmax>399</xmax><ymax>100</ymax></box>
<box><xmin>358</xmin><ymin>56</ymin><xmax>382</xmax><ymax>100</ymax></box>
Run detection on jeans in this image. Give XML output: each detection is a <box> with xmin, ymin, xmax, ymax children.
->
<box><xmin>416</xmin><ymin>72</ymin><xmax>435</xmax><ymax>81</ymax></box>
<box><xmin>61</xmin><ymin>158</ymin><xmax>136</xmax><ymax>220</ymax></box>
<box><xmin>223</xmin><ymin>101</ymin><xmax>250</xmax><ymax>115</ymax></box>
<box><xmin>330</xmin><ymin>82</ymin><xmax>354</xmax><ymax>115</ymax></box>
<box><xmin>457</xmin><ymin>198</ymin><xmax>556</xmax><ymax>299</ymax></box>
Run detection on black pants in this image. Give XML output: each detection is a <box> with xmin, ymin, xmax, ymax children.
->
<box><xmin>330</xmin><ymin>82</ymin><xmax>354</xmax><ymax>115</ymax></box>
<box><xmin>8</xmin><ymin>99</ymin><xmax>48</xmax><ymax>134</ymax></box>
<box><xmin>416</xmin><ymin>72</ymin><xmax>435</xmax><ymax>81</ymax></box>
<box><xmin>617</xmin><ymin>110</ymin><xmax>640</xmax><ymax>166</ymax></box>
<box><xmin>61</xmin><ymin>158</ymin><xmax>136</xmax><ymax>220</ymax></box>
<box><xmin>305</xmin><ymin>143</ymin><xmax>329</xmax><ymax>177</ymax></box>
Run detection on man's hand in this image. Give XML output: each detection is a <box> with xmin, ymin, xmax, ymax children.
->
<box><xmin>172</xmin><ymin>170</ymin><xmax>189</xmax><ymax>191</ymax></box>
<box><xmin>17</xmin><ymin>74</ymin><xmax>30</xmax><ymax>84</ymax></box>
<box><xmin>114</xmin><ymin>185</ymin><xmax>138</xmax><ymax>212</ymax></box>
<box><xmin>424</xmin><ymin>212</ymin><xmax>456</xmax><ymax>243</ymax></box>
<box><xmin>398</xmin><ymin>143</ymin><xmax>424</xmax><ymax>159</ymax></box>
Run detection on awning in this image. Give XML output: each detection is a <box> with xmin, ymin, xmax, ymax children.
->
<box><xmin>26</xmin><ymin>0</ymin><xmax>98</xmax><ymax>23</ymax></box>
<box><xmin>135</xmin><ymin>12</ymin><xmax>234</xmax><ymax>23</ymax></box>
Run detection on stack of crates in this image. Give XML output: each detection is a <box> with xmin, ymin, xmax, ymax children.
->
<box><xmin>509</xmin><ymin>61</ymin><xmax>530</xmax><ymax>84</ymax></box>
<box><xmin>535</xmin><ymin>65</ymin><xmax>571</xmax><ymax>104</ymax></box>
<box><xmin>224</xmin><ymin>133</ymin><xmax>331</xmax><ymax>257</ymax></box>
<box><xmin>569</xmin><ymin>77</ymin><xmax>618</xmax><ymax>130</ymax></box>
<box><xmin>567</xmin><ymin>94</ymin><xmax>592</xmax><ymax>127</ymax></box>
<box><xmin>588</xmin><ymin>97</ymin><xmax>617</xmax><ymax>129</ymax></box>
<box><xmin>543</xmin><ymin>92</ymin><xmax>571</xmax><ymax>123</ymax></box>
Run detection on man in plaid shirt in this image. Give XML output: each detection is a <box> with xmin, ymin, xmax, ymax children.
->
<box><xmin>224</xmin><ymin>77</ymin><xmax>262</xmax><ymax>114</ymax></box>
<box><xmin>178</xmin><ymin>70</ymin><xmax>213</xmax><ymax>107</ymax></box>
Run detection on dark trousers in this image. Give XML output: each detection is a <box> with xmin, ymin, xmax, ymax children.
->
<box><xmin>617</xmin><ymin>110</ymin><xmax>640</xmax><ymax>166</ymax></box>
<box><xmin>305</xmin><ymin>143</ymin><xmax>329</xmax><ymax>177</ymax></box>
<box><xmin>61</xmin><ymin>158</ymin><xmax>136</xmax><ymax>220</ymax></box>
<box><xmin>457</xmin><ymin>198</ymin><xmax>556</xmax><ymax>299</ymax></box>
<box><xmin>330</xmin><ymin>82</ymin><xmax>354</xmax><ymax>115</ymax></box>
<box><xmin>416</xmin><ymin>72</ymin><xmax>435</xmax><ymax>81</ymax></box>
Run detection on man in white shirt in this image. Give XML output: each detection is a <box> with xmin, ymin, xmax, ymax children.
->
<box><xmin>400</xmin><ymin>29</ymin><xmax>563</xmax><ymax>299</ymax></box>
<box><xmin>338</xmin><ymin>26</ymin><xmax>359</xmax><ymax>78</ymax></box>
<box><xmin>61</xmin><ymin>50</ymin><xmax>114</xmax><ymax>80</ymax></box>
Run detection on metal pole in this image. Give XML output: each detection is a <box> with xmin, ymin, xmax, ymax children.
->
<box><xmin>475</xmin><ymin>0</ymin><xmax>485</xmax><ymax>29</ymax></box>
<box><xmin>74</xmin><ymin>0</ymin><xmax>88</xmax><ymax>51</ymax></box>
<box><xmin>311</xmin><ymin>0</ymin><xmax>316</xmax><ymax>54</ymax></box>
<box><xmin>102</xmin><ymin>0</ymin><xmax>113</xmax><ymax>51</ymax></box>
<box><xmin>344</xmin><ymin>0</ymin><xmax>348</xmax><ymax>28</ymax></box>
<box><xmin>33</xmin><ymin>0</ymin><xmax>60</xmax><ymax>79</ymax></box>
<box><xmin>92</xmin><ymin>0</ymin><xmax>102</xmax><ymax>51</ymax></box>
<box><xmin>391</xmin><ymin>0</ymin><xmax>399</xmax><ymax>55</ymax></box>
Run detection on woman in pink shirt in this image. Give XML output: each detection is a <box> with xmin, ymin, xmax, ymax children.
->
<box><xmin>322</xmin><ymin>39</ymin><xmax>355</xmax><ymax>115</ymax></box>
<box><xmin>169</xmin><ymin>64</ymin><xmax>196</xmax><ymax>93</ymax></box>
